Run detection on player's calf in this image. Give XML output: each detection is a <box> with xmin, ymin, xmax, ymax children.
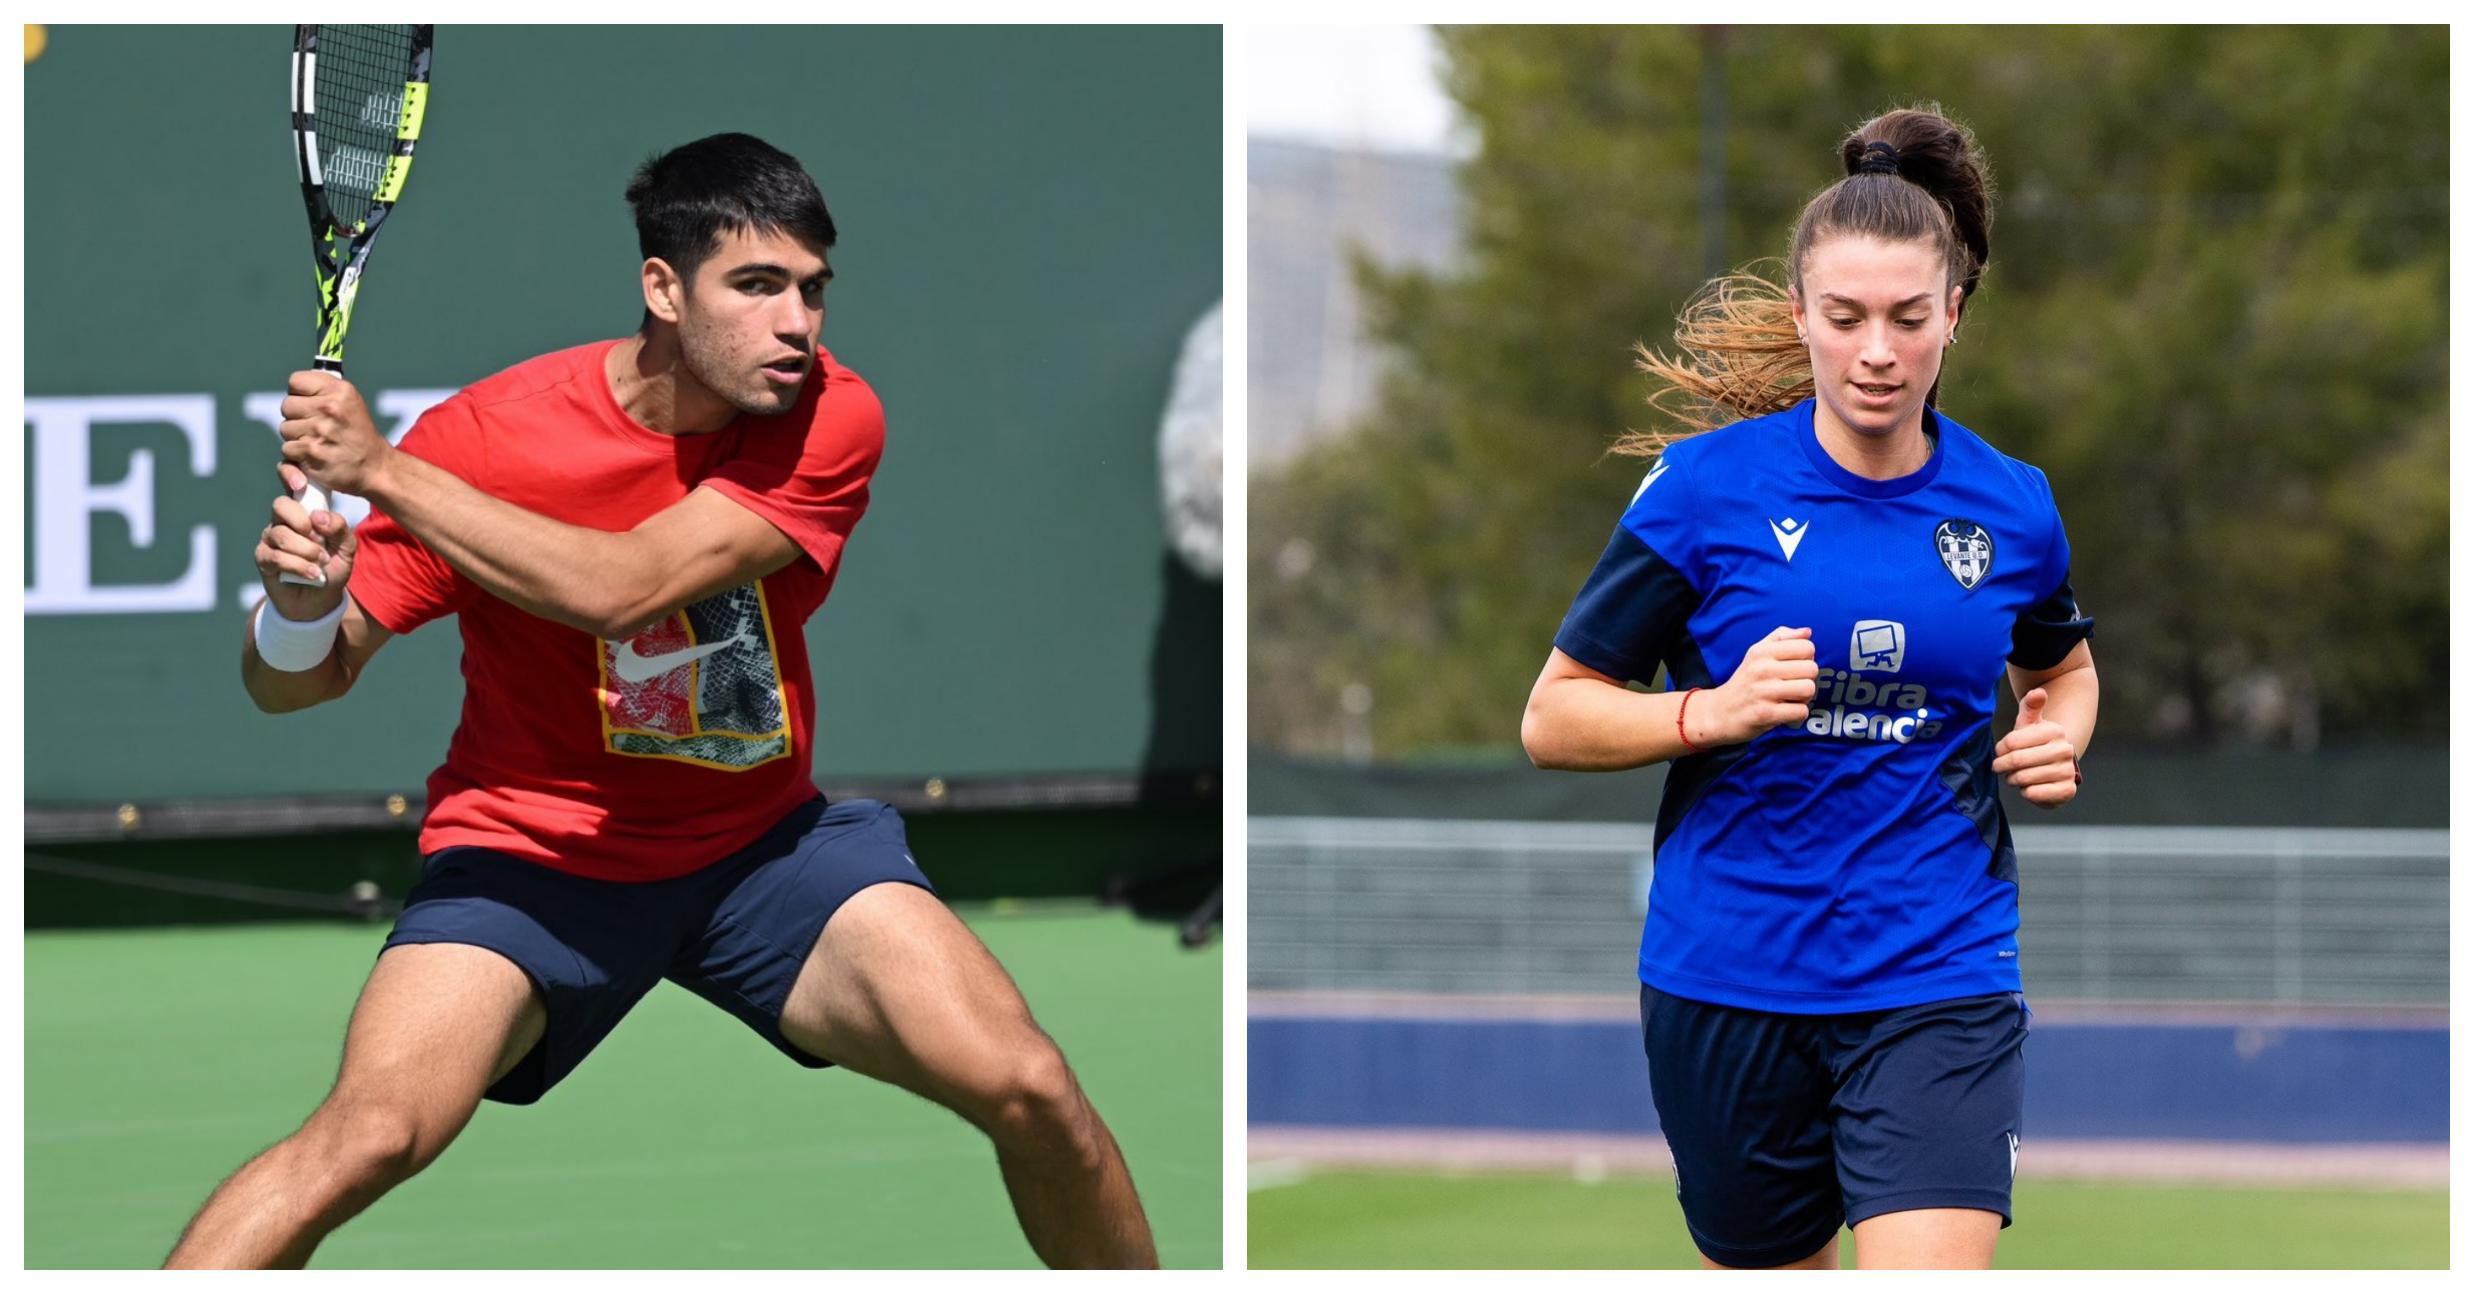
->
<box><xmin>164</xmin><ymin>1097</ymin><xmax>440</xmax><ymax>1268</ymax></box>
<box><xmin>941</xmin><ymin>1038</ymin><xmax>1153</xmax><ymax>1268</ymax></box>
<box><xmin>167</xmin><ymin>943</ymin><xmax>537</xmax><ymax>1267</ymax></box>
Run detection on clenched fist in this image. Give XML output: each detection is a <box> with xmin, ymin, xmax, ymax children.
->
<box><xmin>277</xmin><ymin>370</ymin><xmax>395</xmax><ymax>497</ymax></box>
<box><xmin>1691</xmin><ymin>626</ymin><xmax>1819</xmax><ymax>747</ymax></box>
<box><xmin>1992</xmin><ymin>686</ymin><xmax>2080</xmax><ymax>809</ymax></box>
<box><xmin>257</xmin><ymin>462</ymin><xmax>359</xmax><ymax>618</ymax></box>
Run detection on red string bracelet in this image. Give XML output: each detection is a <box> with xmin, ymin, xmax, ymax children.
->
<box><xmin>1677</xmin><ymin>687</ymin><xmax>1705</xmax><ymax>753</ymax></box>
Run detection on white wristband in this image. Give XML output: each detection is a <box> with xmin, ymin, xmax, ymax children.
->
<box><xmin>254</xmin><ymin>596</ymin><xmax>350</xmax><ymax>672</ymax></box>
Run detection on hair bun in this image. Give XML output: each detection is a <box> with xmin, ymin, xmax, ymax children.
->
<box><xmin>1856</xmin><ymin>140</ymin><xmax>1902</xmax><ymax>176</ymax></box>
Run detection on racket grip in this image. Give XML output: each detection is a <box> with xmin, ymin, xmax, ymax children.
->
<box><xmin>279</xmin><ymin>478</ymin><xmax>333</xmax><ymax>588</ymax></box>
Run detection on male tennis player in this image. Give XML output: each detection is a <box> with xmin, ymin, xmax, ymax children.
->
<box><xmin>167</xmin><ymin>133</ymin><xmax>1157</xmax><ymax>1268</ymax></box>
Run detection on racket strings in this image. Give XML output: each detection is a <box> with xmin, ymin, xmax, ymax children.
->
<box><xmin>312</xmin><ymin>24</ymin><xmax>415</xmax><ymax>225</ymax></box>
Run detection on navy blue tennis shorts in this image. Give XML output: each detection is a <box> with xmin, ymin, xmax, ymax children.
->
<box><xmin>382</xmin><ymin>796</ymin><xmax>931</xmax><ymax>1105</ymax></box>
<box><xmin>1640</xmin><ymin>983</ymin><xmax>2029</xmax><ymax>1268</ymax></box>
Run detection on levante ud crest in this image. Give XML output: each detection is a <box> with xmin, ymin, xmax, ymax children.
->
<box><xmin>1936</xmin><ymin>518</ymin><xmax>1994</xmax><ymax>589</ymax></box>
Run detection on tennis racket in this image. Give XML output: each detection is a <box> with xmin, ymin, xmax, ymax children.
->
<box><xmin>284</xmin><ymin>24</ymin><xmax>432</xmax><ymax>585</ymax></box>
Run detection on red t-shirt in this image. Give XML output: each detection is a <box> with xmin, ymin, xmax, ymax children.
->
<box><xmin>350</xmin><ymin>340</ymin><xmax>883</xmax><ymax>881</ymax></box>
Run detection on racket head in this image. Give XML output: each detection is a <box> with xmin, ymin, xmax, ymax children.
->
<box><xmin>292</xmin><ymin>25</ymin><xmax>431</xmax><ymax>366</ymax></box>
<box><xmin>293</xmin><ymin>25</ymin><xmax>431</xmax><ymax>241</ymax></box>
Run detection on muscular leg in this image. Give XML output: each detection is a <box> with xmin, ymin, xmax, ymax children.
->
<box><xmin>1701</xmin><ymin>1235</ymin><xmax>1839</xmax><ymax>1269</ymax></box>
<box><xmin>778</xmin><ymin>884</ymin><xmax>1157</xmax><ymax>1268</ymax></box>
<box><xmin>1850</xmin><ymin>1208</ymin><xmax>2001</xmax><ymax>1269</ymax></box>
<box><xmin>164</xmin><ymin>944</ymin><xmax>545</xmax><ymax>1268</ymax></box>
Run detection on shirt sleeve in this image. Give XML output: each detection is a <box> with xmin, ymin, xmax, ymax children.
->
<box><xmin>349</xmin><ymin>397</ymin><xmax>482</xmax><ymax>635</ymax></box>
<box><xmin>701</xmin><ymin>370</ymin><xmax>884</xmax><ymax>575</ymax></box>
<box><xmin>1552</xmin><ymin>454</ymin><xmax>1707</xmax><ymax>686</ymax></box>
<box><xmin>2007</xmin><ymin>469</ymin><xmax>2095</xmax><ymax>670</ymax></box>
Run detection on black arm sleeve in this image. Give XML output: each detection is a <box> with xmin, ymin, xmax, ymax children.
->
<box><xmin>2008</xmin><ymin>568</ymin><xmax>2095</xmax><ymax>670</ymax></box>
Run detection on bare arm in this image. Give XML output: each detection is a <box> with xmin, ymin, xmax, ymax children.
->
<box><xmin>240</xmin><ymin>477</ymin><xmax>393</xmax><ymax>713</ymax></box>
<box><xmin>364</xmin><ymin>452</ymin><xmax>799</xmax><ymax>638</ymax></box>
<box><xmin>278</xmin><ymin>370</ymin><xmax>802</xmax><ymax>640</ymax></box>
<box><xmin>1523</xmin><ymin>627</ymin><xmax>1820</xmax><ymax>770</ymax></box>
<box><xmin>241</xmin><ymin>597</ymin><xmax>395</xmax><ymax>713</ymax></box>
<box><xmin>1995</xmin><ymin>641</ymin><xmax>2098</xmax><ymax>808</ymax></box>
<box><xmin>1522</xmin><ymin>650</ymin><xmax>1702</xmax><ymax>771</ymax></box>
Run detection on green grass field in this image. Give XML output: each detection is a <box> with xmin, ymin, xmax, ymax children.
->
<box><xmin>1248</xmin><ymin>1169</ymin><xmax>2447</xmax><ymax>1268</ymax></box>
<box><xmin>26</xmin><ymin>909</ymin><xmax>1220</xmax><ymax>1268</ymax></box>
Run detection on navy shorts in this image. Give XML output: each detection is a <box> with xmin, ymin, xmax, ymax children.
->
<box><xmin>1640</xmin><ymin>983</ymin><xmax>2029</xmax><ymax>1268</ymax></box>
<box><xmin>382</xmin><ymin>796</ymin><xmax>931</xmax><ymax>1105</ymax></box>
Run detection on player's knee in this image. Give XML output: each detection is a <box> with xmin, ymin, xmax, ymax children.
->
<box><xmin>971</xmin><ymin>1041</ymin><xmax>1094</xmax><ymax>1157</ymax></box>
<box><xmin>306</xmin><ymin>1101</ymin><xmax>427</xmax><ymax>1190</ymax></box>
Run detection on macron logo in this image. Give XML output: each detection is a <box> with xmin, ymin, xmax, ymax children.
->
<box><xmin>1768</xmin><ymin>517</ymin><xmax>1808</xmax><ymax>561</ymax></box>
<box><xmin>1631</xmin><ymin>460</ymin><xmax>1671</xmax><ymax>504</ymax></box>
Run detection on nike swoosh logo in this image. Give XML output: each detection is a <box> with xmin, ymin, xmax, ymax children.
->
<box><xmin>1768</xmin><ymin>517</ymin><xmax>1807</xmax><ymax>561</ymax></box>
<box><xmin>610</xmin><ymin>636</ymin><xmax>740</xmax><ymax>684</ymax></box>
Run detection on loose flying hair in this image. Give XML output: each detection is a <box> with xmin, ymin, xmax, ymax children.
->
<box><xmin>624</xmin><ymin>132</ymin><xmax>837</xmax><ymax>286</ymax></box>
<box><xmin>1619</xmin><ymin>105</ymin><xmax>1994</xmax><ymax>457</ymax></box>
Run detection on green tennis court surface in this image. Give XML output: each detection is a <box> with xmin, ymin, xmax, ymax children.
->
<box><xmin>1248</xmin><ymin>1169</ymin><xmax>2446</xmax><ymax>1268</ymax></box>
<box><xmin>27</xmin><ymin>908</ymin><xmax>1220</xmax><ymax>1268</ymax></box>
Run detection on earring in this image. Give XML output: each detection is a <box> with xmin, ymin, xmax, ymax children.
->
<box><xmin>1946</xmin><ymin>333</ymin><xmax>1957</xmax><ymax>347</ymax></box>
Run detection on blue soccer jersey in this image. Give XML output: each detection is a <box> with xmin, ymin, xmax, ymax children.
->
<box><xmin>1554</xmin><ymin>400</ymin><xmax>2093</xmax><ymax>1013</ymax></box>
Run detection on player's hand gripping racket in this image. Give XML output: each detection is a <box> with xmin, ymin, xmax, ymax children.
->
<box><xmin>284</xmin><ymin>24</ymin><xmax>432</xmax><ymax>585</ymax></box>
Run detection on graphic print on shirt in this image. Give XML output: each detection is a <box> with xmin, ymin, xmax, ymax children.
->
<box><xmin>1807</xmin><ymin>618</ymin><xmax>1940</xmax><ymax>743</ymax></box>
<box><xmin>597</xmin><ymin>581</ymin><xmax>792</xmax><ymax>770</ymax></box>
<box><xmin>1849</xmin><ymin>619</ymin><xmax>1905</xmax><ymax>672</ymax></box>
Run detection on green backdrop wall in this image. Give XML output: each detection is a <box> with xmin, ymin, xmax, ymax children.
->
<box><xmin>23</xmin><ymin>24</ymin><xmax>1222</xmax><ymax>808</ymax></box>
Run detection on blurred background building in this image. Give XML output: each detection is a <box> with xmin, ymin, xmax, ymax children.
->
<box><xmin>1248</xmin><ymin>138</ymin><xmax>1459</xmax><ymax>465</ymax></box>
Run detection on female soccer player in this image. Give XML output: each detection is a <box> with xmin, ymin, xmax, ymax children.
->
<box><xmin>1522</xmin><ymin>106</ymin><xmax>2097</xmax><ymax>1270</ymax></box>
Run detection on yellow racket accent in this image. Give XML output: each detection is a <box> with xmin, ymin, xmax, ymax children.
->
<box><xmin>374</xmin><ymin>155</ymin><xmax>412</xmax><ymax>203</ymax></box>
<box><xmin>396</xmin><ymin>80</ymin><xmax>427</xmax><ymax>140</ymax></box>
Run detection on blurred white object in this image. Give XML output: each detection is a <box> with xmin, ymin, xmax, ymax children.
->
<box><xmin>1160</xmin><ymin>301</ymin><xmax>1223</xmax><ymax>580</ymax></box>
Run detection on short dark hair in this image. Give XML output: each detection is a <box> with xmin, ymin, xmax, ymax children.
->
<box><xmin>624</xmin><ymin>132</ymin><xmax>837</xmax><ymax>281</ymax></box>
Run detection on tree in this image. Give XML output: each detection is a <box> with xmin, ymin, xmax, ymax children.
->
<box><xmin>1250</xmin><ymin>25</ymin><xmax>2446</xmax><ymax>757</ymax></box>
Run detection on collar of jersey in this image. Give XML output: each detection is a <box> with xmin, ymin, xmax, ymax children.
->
<box><xmin>1792</xmin><ymin>398</ymin><xmax>1947</xmax><ymax>499</ymax></box>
